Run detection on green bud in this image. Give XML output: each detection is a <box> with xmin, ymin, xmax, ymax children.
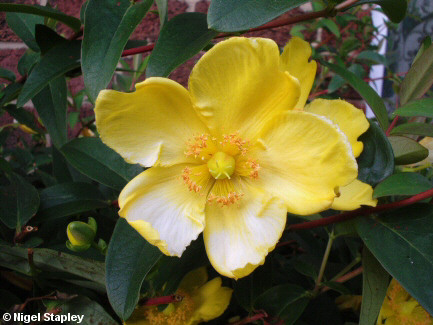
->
<box><xmin>67</xmin><ymin>220</ymin><xmax>96</xmax><ymax>247</ymax></box>
<box><xmin>66</xmin><ymin>240</ymin><xmax>91</xmax><ymax>252</ymax></box>
<box><xmin>97</xmin><ymin>239</ymin><xmax>108</xmax><ymax>255</ymax></box>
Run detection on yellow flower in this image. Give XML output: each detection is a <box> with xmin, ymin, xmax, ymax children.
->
<box><xmin>280</xmin><ymin>36</ymin><xmax>377</xmax><ymax>210</ymax></box>
<box><xmin>126</xmin><ymin>267</ymin><xmax>232</xmax><ymax>325</ymax></box>
<box><xmin>377</xmin><ymin>278</ymin><xmax>432</xmax><ymax>325</ymax></box>
<box><xmin>95</xmin><ymin>37</ymin><xmax>360</xmax><ymax>278</ymax></box>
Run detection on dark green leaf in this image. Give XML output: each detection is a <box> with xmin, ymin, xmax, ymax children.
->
<box><xmin>0</xmin><ymin>171</ymin><xmax>39</xmax><ymax>229</ymax></box>
<box><xmin>6</xmin><ymin>12</ymin><xmax>44</xmax><ymax>51</ymax></box>
<box><xmin>155</xmin><ymin>0</ymin><xmax>168</xmax><ymax>27</ymax></box>
<box><xmin>0</xmin><ymin>3</ymin><xmax>81</xmax><ymax>31</ymax></box>
<box><xmin>321</xmin><ymin>60</ymin><xmax>389</xmax><ymax>130</ymax></box>
<box><xmin>0</xmin><ymin>83</ymin><xmax>23</xmax><ymax>108</ymax></box>
<box><xmin>0</xmin><ymin>68</ymin><xmax>16</xmax><ymax>82</ymax></box>
<box><xmin>207</xmin><ymin>0</ymin><xmax>308</xmax><ymax>32</ymax></box>
<box><xmin>318</xmin><ymin>19</ymin><xmax>340</xmax><ymax>38</ymax></box>
<box><xmin>357</xmin><ymin>121</ymin><xmax>394</xmax><ymax>185</ymax></box>
<box><xmin>17</xmin><ymin>50</ymin><xmax>40</xmax><ymax>76</ymax></box>
<box><xmin>106</xmin><ymin>218</ymin><xmax>162</xmax><ymax>320</ymax></box>
<box><xmin>35</xmin><ymin>24</ymin><xmax>66</xmax><ymax>54</ymax></box>
<box><xmin>393</xmin><ymin>98</ymin><xmax>433</xmax><ymax>118</ymax></box>
<box><xmin>390</xmin><ymin>122</ymin><xmax>433</xmax><ymax>137</ymax></box>
<box><xmin>328</xmin><ymin>64</ymin><xmax>365</xmax><ymax>93</ymax></box>
<box><xmin>346</xmin><ymin>0</ymin><xmax>407</xmax><ymax>23</ymax></box>
<box><xmin>357</xmin><ymin>50</ymin><xmax>387</xmax><ymax>65</ymax></box>
<box><xmin>254</xmin><ymin>284</ymin><xmax>309</xmax><ymax>324</ymax></box>
<box><xmin>32</xmin><ymin>76</ymin><xmax>68</xmax><ymax>148</ymax></box>
<box><xmin>400</xmin><ymin>43</ymin><xmax>433</xmax><ymax>105</ymax></box>
<box><xmin>82</xmin><ymin>0</ymin><xmax>153</xmax><ymax>102</ymax></box>
<box><xmin>356</xmin><ymin>204</ymin><xmax>433</xmax><ymax>315</ymax></box>
<box><xmin>17</xmin><ymin>40</ymin><xmax>81</xmax><ymax>107</ymax></box>
<box><xmin>321</xmin><ymin>281</ymin><xmax>351</xmax><ymax>295</ymax></box>
<box><xmin>38</xmin><ymin>182</ymin><xmax>107</xmax><ymax>220</ymax></box>
<box><xmin>373</xmin><ymin>173</ymin><xmax>432</xmax><ymax>198</ymax></box>
<box><xmin>147</xmin><ymin>13</ymin><xmax>218</xmax><ymax>78</ymax></box>
<box><xmin>61</xmin><ymin>137</ymin><xmax>142</xmax><ymax>191</ymax></box>
<box><xmin>359</xmin><ymin>248</ymin><xmax>389</xmax><ymax>325</ymax></box>
<box><xmin>59</xmin><ymin>296</ymin><xmax>117</xmax><ymax>325</ymax></box>
<box><xmin>388</xmin><ymin>135</ymin><xmax>429</xmax><ymax>165</ymax></box>
<box><xmin>52</xmin><ymin>146</ymin><xmax>73</xmax><ymax>183</ymax></box>
<box><xmin>3</xmin><ymin>104</ymin><xmax>42</xmax><ymax>134</ymax></box>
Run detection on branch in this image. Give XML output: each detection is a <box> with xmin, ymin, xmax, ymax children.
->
<box><xmin>288</xmin><ymin>188</ymin><xmax>433</xmax><ymax>231</ymax></box>
<box><xmin>320</xmin><ymin>266</ymin><xmax>363</xmax><ymax>293</ymax></box>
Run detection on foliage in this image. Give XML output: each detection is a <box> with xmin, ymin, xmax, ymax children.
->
<box><xmin>2</xmin><ymin>0</ymin><xmax>433</xmax><ymax>324</ymax></box>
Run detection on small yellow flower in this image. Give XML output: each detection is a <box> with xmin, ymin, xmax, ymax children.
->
<box><xmin>280</xmin><ymin>36</ymin><xmax>377</xmax><ymax>210</ymax></box>
<box><xmin>126</xmin><ymin>268</ymin><xmax>232</xmax><ymax>325</ymax></box>
<box><xmin>95</xmin><ymin>37</ymin><xmax>361</xmax><ymax>278</ymax></box>
<box><xmin>377</xmin><ymin>278</ymin><xmax>432</xmax><ymax>325</ymax></box>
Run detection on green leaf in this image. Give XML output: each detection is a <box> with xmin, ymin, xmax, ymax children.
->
<box><xmin>17</xmin><ymin>40</ymin><xmax>81</xmax><ymax>107</ymax></box>
<box><xmin>82</xmin><ymin>0</ymin><xmax>153</xmax><ymax>102</ymax></box>
<box><xmin>0</xmin><ymin>170</ymin><xmax>39</xmax><ymax>230</ymax></box>
<box><xmin>318</xmin><ymin>19</ymin><xmax>340</xmax><ymax>38</ymax></box>
<box><xmin>147</xmin><ymin>13</ymin><xmax>218</xmax><ymax>78</ymax></box>
<box><xmin>0</xmin><ymin>83</ymin><xmax>23</xmax><ymax>108</ymax></box>
<box><xmin>38</xmin><ymin>182</ymin><xmax>107</xmax><ymax>220</ymax></box>
<box><xmin>0</xmin><ymin>3</ymin><xmax>81</xmax><ymax>31</ymax></box>
<box><xmin>254</xmin><ymin>284</ymin><xmax>310</xmax><ymax>324</ymax></box>
<box><xmin>413</xmin><ymin>36</ymin><xmax>432</xmax><ymax>65</ymax></box>
<box><xmin>155</xmin><ymin>0</ymin><xmax>168</xmax><ymax>27</ymax></box>
<box><xmin>357</xmin><ymin>121</ymin><xmax>394</xmax><ymax>185</ymax></box>
<box><xmin>328</xmin><ymin>64</ymin><xmax>365</xmax><ymax>93</ymax></box>
<box><xmin>61</xmin><ymin>137</ymin><xmax>142</xmax><ymax>191</ymax></box>
<box><xmin>207</xmin><ymin>0</ymin><xmax>308</xmax><ymax>32</ymax></box>
<box><xmin>0</xmin><ymin>68</ymin><xmax>16</xmax><ymax>82</ymax></box>
<box><xmin>106</xmin><ymin>218</ymin><xmax>162</xmax><ymax>320</ymax></box>
<box><xmin>17</xmin><ymin>50</ymin><xmax>40</xmax><ymax>76</ymax></box>
<box><xmin>3</xmin><ymin>104</ymin><xmax>42</xmax><ymax>134</ymax></box>
<box><xmin>390</xmin><ymin>122</ymin><xmax>433</xmax><ymax>137</ymax></box>
<box><xmin>359</xmin><ymin>248</ymin><xmax>389</xmax><ymax>325</ymax></box>
<box><xmin>357</xmin><ymin>50</ymin><xmax>387</xmax><ymax>65</ymax></box>
<box><xmin>32</xmin><ymin>76</ymin><xmax>68</xmax><ymax>148</ymax></box>
<box><xmin>59</xmin><ymin>296</ymin><xmax>117</xmax><ymax>325</ymax></box>
<box><xmin>35</xmin><ymin>24</ymin><xmax>66</xmax><ymax>54</ymax></box>
<box><xmin>400</xmin><ymin>43</ymin><xmax>433</xmax><ymax>106</ymax></box>
<box><xmin>321</xmin><ymin>60</ymin><xmax>389</xmax><ymax>130</ymax></box>
<box><xmin>388</xmin><ymin>135</ymin><xmax>429</xmax><ymax>165</ymax></box>
<box><xmin>6</xmin><ymin>12</ymin><xmax>44</xmax><ymax>52</ymax></box>
<box><xmin>0</xmin><ymin>245</ymin><xmax>105</xmax><ymax>286</ymax></box>
<box><xmin>373</xmin><ymin>173</ymin><xmax>432</xmax><ymax>198</ymax></box>
<box><xmin>393</xmin><ymin>98</ymin><xmax>433</xmax><ymax>118</ymax></box>
<box><xmin>356</xmin><ymin>204</ymin><xmax>433</xmax><ymax>315</ymax></box>
<box><xmin>347</xmin><ymin>0</ymin><xmax>407</xmax><ymax>23</ymax></box>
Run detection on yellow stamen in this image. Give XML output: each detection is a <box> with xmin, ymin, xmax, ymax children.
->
<box><xmin>207</xmin><ymin>152</ymin><xmax>236</xmax><ymax>180</ymax></box>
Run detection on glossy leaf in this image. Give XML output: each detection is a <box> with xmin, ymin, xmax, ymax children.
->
<box><xmin>17</xmin><ymin>50</ymin><xmax>39</xmax><ymax>76</ymax></box>
<box><xmin>359</xmin><ymin>248</ymin><xmax>389</xmax><ymax>325</ymax></box>
<box><xmin>34</xmin><ymin>24</ymin><xmax>66</xmax><ymax>54</ymax></box>
<box><xmin>388</xmin><ymin>135</ymin><xmax>429</xmax><ymax>165</ymax></box>
<box><xmin>400</xmin><ymin>44</ymin><xmax>433</xmax><ymax>105</ymax></box>
<box><xmin>393</xmin><ymin>98</ymin><xmax>433</xmax><ymax>118</ymax></box>
<box><xmin>155</xmin><ymin>0</ymin><xmax>168</xmax><ymax>27</ymax></box>
<box><xmin>38</xmin><ymin>182</ymin><xmax>107</xmax><ymax>221</ymax></box>
<box><xmin>60</xmin><ymin>296</ymin><xmax>117</xmax><ymax>325</ymax></box>
<box><xmin>61</xmin><ymin>137</ymin><xmax>142</xmax><ymax>191</ymax></box>
<box><xmin>0</xmin><ymin>171</ymin><xmax>39</xmax><ymax>230</ymax></box>
<box><xmin>373</xmin><ymin>173</ymin><xmax>432</xmax><ymax>198</ymax></box>
<box><xmin>106</xmin><ymin>218</ymin><xmax>162</xmax><ymax>320</ymax></box>
<box><xmin>17</xmin><ymin>40</ymin><xmax>81</xmax><ymax>107</ymax></box>
<box><xmin>356</xmin><ymin>204</ymin><xmax>433</xmax><ymax>315</ymax></box>
<box><xmin>0</xmin><ymin>4</ymin><xmax>81</xmax><ymax>31</ymax></box>
<box><xmin>254</xmin><ymin>284</ymin><xmax>310</xmax><ymax>324</ymax></box>
<box><xmin>3</xmin><ymin>104</ymin><xmax>43</xmax><ymax>134</ymax></box>
<box><xmin>0</xmin><ymin>83</ymin><xmax>23</xmax><ymax>108</ymax></box>
<box><xmin>390</xmin><ymin>122</ymin><xmax>433</xmax><ymax>137</ymax></box>
<box><xmin>32</xmin><ymin>77</ymin><xmax>68</xmax><ymax>148</ymax></box>
<box><xmin>207</xmin><ymin>0</ymin><xmax>308</xmax><ymax>32</ymax></box>
<box><xmin>147</xmin><ymin>13</ymin><xmax>218</xmax><ymax>78</ymax></box>
<box><xmin>5</xmin><ymin>12</ymin><xmax>43</xmax><ymax>52</ymax></box>
<box><xmin>0</xmin><ymin>68</ymin><xmax>16</xmax><ymax>82</ymax></box>
<box><xmin>321</xmin><ymin>60</ymin><xmax>389</xmax><ymax>130</ymax></box>
<box><xmin>348</xmin><ymin>0</ymin><xmax>407</xmax><ymax>23</ymax></box>
<box><xmin>357</xmin><ymin>121</ymin><xmax>394</xmax><ymax>185</ymax></box>
<box><xmin>82</xmin><ymin>0</ymin><xmax>153</xmax><ymax>102</ymax></box>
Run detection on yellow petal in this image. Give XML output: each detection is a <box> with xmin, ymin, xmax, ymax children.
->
<box><xmin>178</xmin><ymin>267</ymin><xmax>209</xmax><ymax>293</ymax></box>
<box><xmin>189</xmin><ymin>37</ymin><xmax>300</xmax><ymax>140</ymax></box>
<box><xmin>304</xmin><ymin>99</ymin><xmax>369</xmax><ymax>157</ymax></box>
<box><xmin>95</xmin><ymin>77</ymin><xmax>208</xmax><ymax>167</ymax></box>
<box><xmin>280</xmin><ymin>36</ymin><xmax>317</xmax><ymax>109</ymax></box>
<box><xmin>331</xmin><ymin>179</ymin><xmax>377</xmax><ymax>211</ymax></box>
<box><xmin>187</xmin><ymin>277</ymin><xmax>233</xmax><ymax>325</ymax></box>
<box><xmin>203</xmin><ymin>177</ymin><xmax>287</xmax><ymax>279</ymax></box>
<box><xmin>119</xmin><ymin>165</ymin><xmax>212</xmax><ymax>257</ymax></box>
<box><xmin>254</xmin><ymin>110</ymin><xmax>358</xmax><ymax>215</ymax></box>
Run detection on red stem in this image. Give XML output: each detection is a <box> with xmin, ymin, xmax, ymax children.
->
<box><xmin>386</xmin><ymin>115</ymin><xmax>399</xmax><ymax>136</ymax></box>
<box><xmin>142</xmin><ymin>294</ymin><xmax>182</xmax><ymax>306</ymax></box>
<box><xmin>289</xmin><ymin>188</ymin><xmax>433</xmax><ymax>231</ymax></box>
<box><xmin>231</xmin><ymin>311</ymin><xmax>268</xmax><ymax>325</ymax></box>
<box><xmin>320</xmin><ymin>266</ymin><xmax>363</xmax><ymax>293</ymax></box>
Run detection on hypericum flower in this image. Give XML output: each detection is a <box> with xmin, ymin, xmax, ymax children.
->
<box><xmin>95</xmin><ymin>37</ymin><xmax>360</xmax><ymax>278</ymax></box>
<box><xmin>377</xmin><ymin>279</ymin><xmax>432</xmax><ymax>325</ymax></box>
<box><xmin>280</xmin><ymin>36</ymin><xmax>377</xmax><ymax>210</ymax></box>
<box><xmin>126</xmin><ymin>267</ymin><xmax>232</xmax><ymax>325</ymax></box>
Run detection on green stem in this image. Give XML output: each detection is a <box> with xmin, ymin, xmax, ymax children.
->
<box><xmin>313</xmin><ymin>229</ymin><xmax>335</xmax><ymax>295</ymax></box>
<box><xmin>401</xmin><ymin>163</ymin><xmax>431</xmax><ymax>173</ymax></box>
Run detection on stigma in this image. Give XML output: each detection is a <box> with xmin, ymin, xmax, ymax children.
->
<box><xmin>207</xmin><ymin>152</ymin><xmax>236</xmax><ymax>179</ymax></box>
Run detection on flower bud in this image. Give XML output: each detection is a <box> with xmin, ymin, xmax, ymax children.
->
<box><xmin>66</xmin><ymin>218</ymin><xmax>97</xmax><ymax>251</ymax></box>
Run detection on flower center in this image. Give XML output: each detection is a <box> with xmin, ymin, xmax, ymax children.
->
<box><xmin>207</xmin><ymin>152</ymin><xmax>236</xmax><ymax>179</ymax></box>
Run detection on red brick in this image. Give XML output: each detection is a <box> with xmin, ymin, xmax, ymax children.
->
<box><xmin>0</xmin><ymin>0</ymin><xmax>39</xmax><ymax>42</ymax></box>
